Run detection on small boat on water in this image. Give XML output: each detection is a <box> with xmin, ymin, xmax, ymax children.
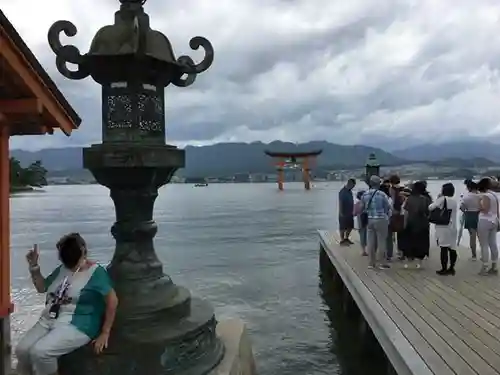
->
<box><xmin>194</xmin><ymin>183</ymin><xmax>208</xmax><ymax>187</ymax></box>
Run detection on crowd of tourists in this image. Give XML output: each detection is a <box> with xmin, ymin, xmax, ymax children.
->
<box><xmin>338</xmin><ymin>175</ymin><xmax>500</xmax><ymax>275</ymax></box>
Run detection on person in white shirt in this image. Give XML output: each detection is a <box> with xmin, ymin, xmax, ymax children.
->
<box><xmin>460</xmin><ymin>180</ymin><xmax>481</xmax><ymax>260</ymax></box>
<box><xmin>429</xmin><ymin>183</ymin><xmax>458</xmax><ymax>275</ymax></box>
<box><xmin>477</xmin><ymin>178</ymin><xmax>499</xmax><ymax>275</ymax></box>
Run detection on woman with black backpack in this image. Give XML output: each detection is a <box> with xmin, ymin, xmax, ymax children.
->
<box><xmin>429</xmin><ymin>183</ymin><xmax>458</xmax><ymax>275</ymax></box>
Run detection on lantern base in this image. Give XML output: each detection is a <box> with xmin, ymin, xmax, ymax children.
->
<box><xmin>58</xmin><ymin>297</ymin><xmax>225</xmax><ymax>375</ymax></box>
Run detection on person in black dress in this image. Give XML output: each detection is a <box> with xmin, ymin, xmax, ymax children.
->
<box><xmin>401</xmin><ymin>181</ymin><xmax>431</xmax><ymax>268</ymax></box>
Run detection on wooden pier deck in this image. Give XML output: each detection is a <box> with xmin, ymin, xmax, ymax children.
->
<box><xmin>318</xmin><ymin>230</ymin><xmax>500</xmax><ymax>375</ymax></box>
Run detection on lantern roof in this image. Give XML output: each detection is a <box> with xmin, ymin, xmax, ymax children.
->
<box><xmin>47</xmin><ymin>0</ymin><xmax>214</xmax><ymax>87</ymax></box>
<box><xmin>365</xmin><ymin>153</ymin><xmax>380</xmax><ymax>167</ymax></box>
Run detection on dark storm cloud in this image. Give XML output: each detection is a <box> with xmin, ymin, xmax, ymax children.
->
<box><xmin>3</xmin><ymin>0</ymin><xmax>500</xmax><ymax>150</ymax></box>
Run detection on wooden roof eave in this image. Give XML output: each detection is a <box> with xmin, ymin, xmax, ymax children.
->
<box><xmin>0</xmin><ymin>10</ymin><xmax>82</xmax><ymax>136</ymax></box>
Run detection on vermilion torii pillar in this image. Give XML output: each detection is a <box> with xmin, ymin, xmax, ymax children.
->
<box><xmin>265</xmin><ymin>150</ymin><xmax>322</xmax><ymax>190</ymax></box>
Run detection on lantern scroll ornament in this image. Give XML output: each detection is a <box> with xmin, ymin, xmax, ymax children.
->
<box><xmin>47</xmin><ymin>20</ymin><xmax>89</xmax><ymax>80</ymax></box>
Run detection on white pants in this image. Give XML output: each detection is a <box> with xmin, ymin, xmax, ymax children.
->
<box><xmin>15</xmin><ymin>320</ymin><xmax>90</xmax><ymax>375</ymax></box>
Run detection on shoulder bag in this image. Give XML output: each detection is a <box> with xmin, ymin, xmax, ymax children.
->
<box><xmin>429</xmin><ymin>197</ymin><xmax>452</xmax><ymax>225</ymax></box>
<box><xmin>360</xmin><ymin>190</ymin><xmax>378</xmax><ymax>228</ymax></box>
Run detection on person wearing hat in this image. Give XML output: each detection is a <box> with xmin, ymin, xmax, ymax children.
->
<box><xmin>360</xmin><ymin>175</ymin><xmax>392</xmax><ymax>269</ymax></box>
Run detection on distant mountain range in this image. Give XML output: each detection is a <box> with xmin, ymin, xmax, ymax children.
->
<box><xmin>10</xmin><ymin>140</ymin><xmax>500</xmax><ymax>178</ymax></box>
<box><xmin>392</xmin><ymin>140</ymin><xmax>500</xmax><ymax>162</ymax></box>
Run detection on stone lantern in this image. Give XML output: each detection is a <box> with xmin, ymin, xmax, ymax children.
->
<box><xmin>365</xmin><ymin>153</ymin><xmax>380</xmax><ymax>185</ymax></box>
<box><xmin>47</xmin><ymin>0</ymin><xmax>224</xmax><ymax>374</ymax></box>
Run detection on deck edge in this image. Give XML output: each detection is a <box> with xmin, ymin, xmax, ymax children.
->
<box><xmin>318</xmin><ymin>230</ymin><xmax>433</xmax><ymax>375</ymax></box>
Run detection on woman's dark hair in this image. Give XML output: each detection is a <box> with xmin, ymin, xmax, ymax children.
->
<box><xmin>380</xmin><ymin>184</ymin><xmax>390</xmax><ymax>197</ymax></box>
<box><xmin>411</xmin><ymin>181</ymin><xmax>426</xmax><ymax>195</ymax></box>
<box><xmin>477</xmin><ymin>177</ymin><xmax>491</xmax><ymax>192</ymax></box>
<box><xmin>441</xmin><ymin>182</ymin><xmax>455</xmax><ymax>197</ymax></box>
<box><xmin>389</xmin><ymin>175</ymin><xmax>401</xmax><ymax>185</ymax></box>
<box><xmin>58</xmin><ymin>233</ymin><xmax>86</xmax><ymax>269</ymax></box>
<box><xmin>466</xmin><ymin>180</ymin><xmax>477</xmax><ymax>191</ymax></box>
<box><xmin>356</xmin><ymin>190</ymin><xmax>365</xmax><ymax>200</ymax></box>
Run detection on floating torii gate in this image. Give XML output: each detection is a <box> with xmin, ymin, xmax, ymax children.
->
<box><xmin>0</xmin><ymin>10</ymin><xmax>81</xmax><ymax>373</ymax></box>
<box><xmin>265</xmin><ymin>149</ymin><xmax>322</xmax><ymax>190</ymax></box>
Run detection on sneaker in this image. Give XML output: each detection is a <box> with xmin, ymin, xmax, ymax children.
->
<box><xmin>368</xmin><ymin>265</ymin><xmax>375</xmax><ymax>269</ymax></box>
<box><xmin>346</xmin><ymin>239</ymin><xmax>355</xmax><ymax>245</ymax></box>
<box><xmin>415</xmin><ymin>263</ymin><xmax>422</xmax><ymax>270</ymax></box>
<box><xmin>479</xmin><ymin>266</ymin><xmax>489</xmax><ymax>276</ymax></box>
<box><xmin>470</xmin><ymin>256</ymin><xmax>477</xmax><ymax>262</ymax></box>
<box><xmin>488</xmin><ymin>267</ymin><xmax>498</xmax><ymax>275</ymax></box>
<box><xmin>378</xmin><ymin>264</ymin><xmax>390</xmax><ymax>270</ymax></box>
<box><xmin>339</xmin><ymin>239</ymin><xmax>349</xmax><ymax>246</ymax></box>
<box><xmin>436</xmin><ymin>269</ymin><xmax>448</xmax><ymax>275</ymax></box>
<box><xmin>445</xmin><ymin>268</ymin><xmax>456</xmax><ymax>275</ymax></box>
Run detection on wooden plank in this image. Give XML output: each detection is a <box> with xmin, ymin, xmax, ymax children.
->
<box><xmin>407</xmin><ymin>273</ymin><xmax>500</xmax><ymax>344</ymax></box>
<box><xmin>382</xmin><ymin>272</ymin><xmax>500</xmax><ymax>373</ymax></box>
<box><xmin>319</xmin><ymin>231</ymin><xmax>434</xmax><ymax>375</ymax></box>
<box><xmin>355</xmin><ymin>267</ymin><xmax>454</xmax><ymax>375</ymax></box>
<box><xmin>370</xmin><ymin>274</ymin><xmax>477</xmax><ymax>375</ymax></box>
<box><xmin>417</xmin><ymin>274</ymin><xmax>500</xmax><ymax>330</ymax></box>
<box><xmin>397</xmin><ymin>271</ymin><xmax>500</xmax><ymax>357</ymax></box>
<box><xmin>445</xmin><ymin>279</ymin><xmax>500</xmax><ymax>319</ymax></box>
<box><xmin>462</xmin><ymin>278</ymin><xmax>500</xmax><ymax>305</ymax></box>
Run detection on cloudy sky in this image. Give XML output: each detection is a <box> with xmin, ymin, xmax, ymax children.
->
<box><xmin>3</xmin><ymin>0</ymin><xmax>500</xmax><ymax>151</ymax></box>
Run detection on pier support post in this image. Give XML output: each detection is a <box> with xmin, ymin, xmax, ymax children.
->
<box><xmin>386</xmin><ymin>360</ymin><xmax>397</xmax><ymax>375</ymax></box>
<box><xmin>319</xmin><ymin>245</ymin><xmax>330</xmax><ymax>273</ymax></box>
<box><xmin>341</xmin><ymin>285</ymin><xmax>359</xmax><ymax>318</ymax></box>
<box><xmin>319</xmin><ymin>246</ymin><xmax>343</xmax><ymax>289</ymax></box>
<box><xmin>359</xmin><ymin>318</ymin><xmax>380</xmax><ymax>356</ymax></box>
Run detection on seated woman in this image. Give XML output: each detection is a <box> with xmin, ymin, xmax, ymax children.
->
<box><xmin>16</xmin><ymin>233</ymin><xmax>118</xmax><ymax>375</ymax></box>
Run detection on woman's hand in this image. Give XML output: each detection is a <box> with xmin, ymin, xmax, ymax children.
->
<box><xmin>26</xmin><ymin>245</ymin><xmax>39</xmax><ymax>267</ymax></box>
<box><xmin>93</xmin><ymin>332</ymin><xmax>109</xmax><ymax>354</ymax></box>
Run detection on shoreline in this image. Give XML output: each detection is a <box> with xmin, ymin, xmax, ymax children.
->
<box><xmin>9</xmin><ymin>186</ymin><xmax>44</xmax><ymax>195</ymax></box>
